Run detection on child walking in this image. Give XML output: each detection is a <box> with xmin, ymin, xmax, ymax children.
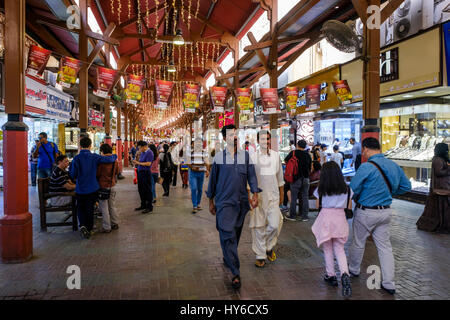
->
<box><xmin>311</xmin><ymin>161</ymin><xmax>352</xmax><ymax>298</ymax></box>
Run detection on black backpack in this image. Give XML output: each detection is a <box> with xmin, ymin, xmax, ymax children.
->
<box><xmin>162</xmin><ymin>152</ymin><xmax>173</xmax><ymax>173</ymax></box>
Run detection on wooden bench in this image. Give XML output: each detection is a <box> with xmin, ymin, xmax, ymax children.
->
<box><xmin>38</xmin><ymin>178</ymin><xmax>78</xmax><ymax>232</ymax></box>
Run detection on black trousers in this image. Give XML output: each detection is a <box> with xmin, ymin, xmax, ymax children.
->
<box><xmin>355</xmin><ymin>154</ymin><xmax>362</xmax><ymax>171</ymax></box>
<box><xmin>76</xmin><ymin>192</ymin><xmax>98</xmax><ymax>231</ymax></box>
<box><xmin>172</xmin><ymin>165</ymin><xmax>178</xmax><ymax>186</ymax></box>
<box><xmin>161</xmin><ymin>171</ymin><xmax>172</xmax><ymax>195</ymax></box>
<box><xmin>283</xmin><ymin>182</ymin><xmax>290</xmax><ymax>206</ymax></box>
<box><xmin>138</xmin><ymin>170</ymin><xmax>153</xmax><ymax>209</ymax></box>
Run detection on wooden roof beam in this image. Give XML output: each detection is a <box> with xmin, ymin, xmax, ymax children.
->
<box><xmin>351</xmin><ymin>0</ymin><xmax>368</xmax><ymax>24</ymax></box>
<box><xmin>381</xmin><ymin>0</ymin><xmax>405</xmax><ymax>23</ymax></box>
<box><xmin>276</xmin><ymin>0</ymin><xmax>321</xmax><ymax>36</ymax></box>
<box><xmin>247</xmin><ymin>32</ymin><xmax>269</xmax><ymax>72</ymax></box>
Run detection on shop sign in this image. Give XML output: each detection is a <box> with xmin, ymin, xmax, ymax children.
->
<box><xmin>236</xmin><ymin>88</ymin><xmax>253</xmax><ymax>114</ymax></box>
<box><xmin>284</xmin><ymin>86</ymin><xmax>299</xmax><ymax>116</ymax></box>
<box><xmin>444</xmin><ymin>21</ymin><xmax>450</xmax><ymax>86</ymax></box>
<box><xmin>380</xmin><ymin>48</ymin><xmax>399</xmax><ymax>83</ymax></box>
<box><xmin>260</xmin><ymin>88</ymin><xmax>280</xmax><ymax>114</ymax></box>
<box><xmin>57</xmin><ymin>57</ymin><xmax>82</xmax><ymax>88</ymax></box>
<box><xmin>124</xmin><ymin>74</ymin><xmax>145</xmax><ymax>105</ymax></box>
<box><xmin>26</xmin><ymin>45</ymin><xmax>52</xmax><ymax>77</ymax></box>
<box><xmin>154</xmin><ymin>79</ymin><xmax>174</xmax><ymax>110</ymax></box>
<box><xmin>46</xmin><ymin>85</ymin><xmax>72</xmax><ymax>121</ymax></box>
<box><xmin>182</xmin><ymin>83</ymin><xmax>200</xmax><ymax>113</ymax></box>
<box><xmin>25</xmin><ymin>76</ymin><xmax>47</xmax><ymax>113</ymax></box>
<box><xmin>210</xmin><ymin>86</ymin><xmax>228</xmax><ymax>113</ymax></box>
<box><xmin>94</xmin><ymin>67</ymin><xmax>118</xmax><ymax>98</ymax></box>
<box><xmin>332</xmin><ymin>80</ymin><xmax>353</xmax><ymax>106</ymax></box>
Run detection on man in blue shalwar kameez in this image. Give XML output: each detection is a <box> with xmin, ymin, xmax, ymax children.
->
<box><xmin>206</xmin><ymin>124</ymin><xmax>260</xmax><ymax>289</ymax></box>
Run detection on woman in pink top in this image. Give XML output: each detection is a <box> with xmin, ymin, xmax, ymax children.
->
<box><xmin>311</xmin><ymin>161</ymin><xmax>352</xmax><ymax>298</ymax></box>
<box><xmin>149</xmin><ymin>144</ymin><xmax>159</xmax><ymax>203</ymax></box>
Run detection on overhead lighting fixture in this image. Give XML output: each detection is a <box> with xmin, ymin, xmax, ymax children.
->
<box><xmin>384</xmin><ymin>98</ymin><xmax>394</xmax><ymax>101</ymax></box>
<box><xmin>403</xmin><ymin>94</ymin><xmax>414</xmax><ymax>98</ymax></box>
<box><xmin>167</xmin><ymin>61</ymin><xmax>176</xmax><ymax>73</ymax></box>
<box><xmin>173</xmin><ymin>29</ymin><xmax>185</xmax><ymax>46</ymax></box>
<box><xmin>328</xmin><ymin>108</ymin><xmax>335</xmax><ymax>112</ymax></box>
<box><xmin>424</xmin><ymin>90</ymin><xmax>436</xmax><ymax>94</ymax></box>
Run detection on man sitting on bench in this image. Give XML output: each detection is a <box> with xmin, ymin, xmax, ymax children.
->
<box><xmin>49</xmin><ymin>154</ymin><xmax>76</xmax><ymax>206</ymax></box>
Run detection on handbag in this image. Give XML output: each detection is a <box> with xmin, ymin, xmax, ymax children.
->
<box><xmin>318</xmin><ymin>186</ymin><xmax>353</xmax><ymax>219</ymax></box>
<box><xmin>98</xmin><ymin>161</ymin><xmax>116</xmax><ymax>200</ymax></box>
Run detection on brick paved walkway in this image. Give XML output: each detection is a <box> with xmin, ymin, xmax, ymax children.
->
<box><xmin>0</xmin><ymin>169</ymin><xmax>449</xmax><ymax>300</ymax></box>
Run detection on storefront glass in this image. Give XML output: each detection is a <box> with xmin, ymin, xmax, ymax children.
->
<box><xmin>381</xmin><ymin>103</ymin><xmax>450</xmax><ymax>193</ymax></box>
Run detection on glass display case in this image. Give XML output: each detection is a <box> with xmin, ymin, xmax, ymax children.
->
<box><xmin>381</xmin><ymin>104</ymin><xmax>450</xmax><ymax>194</ymax></box>
<box><xmin>65</xmin><ymin>127</ymin><xmax>80</xmax><ymax>160</ymax></box>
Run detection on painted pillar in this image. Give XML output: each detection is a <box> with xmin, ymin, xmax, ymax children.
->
<box><xmin>104</xmin><ymin>98</ymin><xmax>112</xmax><ymax>146</ymax></box>
<box><xmin>361</xmin><ymin>0</ymin><xmax>381</xmax><ymax>162</ymax></box>
<box><xmin>0</xmin><ymin>0</ymin><xmax>33</xmax><ymax>263</ymax></box>
<box><xmin>116</xmin><ymin>105</ymin><xmax>123</xmax><ymax>173</ymax></box>
<box><xmin>123</xmin><ymin>106</ymin><xmax>129</xmax><ymax>167</ymax></box>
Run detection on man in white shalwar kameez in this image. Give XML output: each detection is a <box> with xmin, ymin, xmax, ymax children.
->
<box><xmin>249</xmin><ymin>130</ymin><xmax>284</xmax><ymax>268</ymax></box>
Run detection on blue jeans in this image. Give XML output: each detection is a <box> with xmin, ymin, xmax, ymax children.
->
<box><xmin>37</xmin><ymin>167</ymin><xmax>52</xmax><ymax>179</ymax></box>
<box><xmin>151</xmin><ymin>173</ymin><xmax>158</xmax><ymax>199</ymax></box>
<box><xmin>30</xmin><ymin>163</ymin><xmax>37</xmax><ymax>185</ymax></box>
<box><xmin>189</xmin><ymin>169</ymin><xmax>205</xmax><ymax>208</ymax></box>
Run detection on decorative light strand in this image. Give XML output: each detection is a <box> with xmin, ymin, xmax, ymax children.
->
<box><xmin>188</xmin><ymin>0</ymin><xmax>192</xmax><ymax>31</ymax></box>
<box><xmin>128</xmin><ymin>0</ymin><xmax>131</xmax><ymax>20</ymax></box>
<box><xmin>117</xmin><ymin>0</ymin><xmax>122</xmax><ymax>25</ymax></box>
<box><xmin>137</xmin><ymin>0</ymin><xmax>141</xmax><ymax>27</ymax></box>
<box><xmin>195</xmin><ymin>0</ymin><xmax>200</xmax><ymax>20</ymax></box>
<box><xmin>111</xmin><ymin>0</ymin><xmax>114</xmax><ymax>15</ymax></box>
<box><xmin>154</xmin><ymin>0</ymin><xmax>159</xmax><ymax>40</ymax></box>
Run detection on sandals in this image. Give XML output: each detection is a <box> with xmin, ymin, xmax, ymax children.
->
<box><xmin>255</xmin><ymin>259</ymin><xmax>266</xmax><ymax>268</ymax></box>
<box><xmin>231</xmin><ymin>275</ymin><xmax>241</xmax><ymax>289</ymax></box>
<box><xmin>266</xmin><ymin>250</ymin><xmax>277</xmax><ymax>262</ymax></box>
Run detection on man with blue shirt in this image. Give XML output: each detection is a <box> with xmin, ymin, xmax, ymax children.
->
<box><xmin>33</xmin><ymin>132</ymin><xmax>60</xmax><ymax>178</ymax></box>
<box><xmin>69</xmin><ymin>136</ymin><xmax>117</xmax><ymax>239</ymax></box>
<box><xmin>349</xmin><ymin>137</ymin><xmax>411</xmax><ymax>295</ymax></box>
<box><xmin>132</xmin><ymin>141</ymin><xmax>154</xmax><ymax>214</ymax></box>
<box><xmin>206</xmin><ymin>124</ymin><xmax>260</xmax><ymax>289</ymax></box>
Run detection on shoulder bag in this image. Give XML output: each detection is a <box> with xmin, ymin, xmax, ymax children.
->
<box><xmin>98</xmin><ymin>161</ymin><xmax>116</xmax><ymax>200</ymax></box>
<box><xmin>368</xmin><ymin>160</ymin><xmax>392</xmax><ymax>194</ymax></box>
<box><xmin>41</xmin><ymin>142</ymin><xmax>57</xmax><ymax>169</ymax></box>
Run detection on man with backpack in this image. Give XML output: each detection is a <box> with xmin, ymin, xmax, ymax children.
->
<box><xmin>159</xmin><ymin>144</ymin><xmax>174</xmax><ymax>197</ymax></box>
<box><xmin>33</xmin><ymin>132</ymin><xmax>60</xmax><ymax>179</ymax></box>
<box><xmin>284</xmin><ymin>139</ymin><xmax>312</xmax><ymax>222</ymax></box>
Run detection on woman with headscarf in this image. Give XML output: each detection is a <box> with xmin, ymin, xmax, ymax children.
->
<box><xmin>416</xmin><ymin>143</ymin><xmax>450</xmax><ymax>233</ymax></box>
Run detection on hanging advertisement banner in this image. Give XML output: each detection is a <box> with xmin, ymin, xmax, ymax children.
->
<box><xmin>26</xmin><ymin>45</ymin><xmax>52</xmax><ymax>77</ymax></box>
<box><xmin>57</xmin><ymin>57</ymin><xmax>82</xmax><ymax>88</ymax></box>
<box><xmin>210</xmin><ymin>87</ymin><xmax>228</xmax><ymax>113</ymax></box>
<box><xmin>88</xmin><ymin>108</ymin><xmax>104</xmax><ymax>128</ymax></box>
<box><xmin>284</xmin><ymin>86</ymin><xmax>299</xmax><ymax>116</ymax></box>
<box><xmin>305</xmin><ymin>84</ymin><xmax>321</xmax><ymax>111</ymax></box>
<box><xmin>182</xmin><ymin>83</ymin><xmax>200</xmax><ymax>113</ymax></box>
<box><xmin>260</xmin><ymin>88</ymin><xmax>279</xmax><ymax>114</ymax></box>
<box><xmin>154</xmin><ymin>79</ymin><xmax>174</xmax><ymax>110</ymax></box>
<box><xmin>124</xmin><ymin>74</ymin><xmax>145</xmax><ymax>105</ymax></box>
<box><xmin>219</xmin><ymin>111</ymin><xmax>235</xmax><ymax>129</ymax></box>
<box><xmin>94</xmin><ymin>67</ymin><xmax>118</xmax><ymax>98</ymax></box>
<box><xmin>25</xmin><ymin>76</ymin><xmax>47</xmax><ymax>114</ymax></box>
<box><xmin>332</xmin><ymin>80</ymin><xmax>353</xmax><ymax>106</ymax></box>
<box><xmin>236</xmin><ymin>88</ymin><xmax>253</xmax><ymax>114</ymax></box>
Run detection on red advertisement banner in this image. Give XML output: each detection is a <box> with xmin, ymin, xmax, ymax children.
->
<box><xmin>26</xmin><ymin>45</ymin><xmax>52</xmax><ymax>77</ymax></box>
<box><xmin>124</xmin><ymin>74</ymin><xmax>145</xmax><ymax>104</ymax></box>
<box><xmin>183</xmin><ymin>83</ymin><xmax>200</xmax><ymax>113</ymax></box>
<box><xmin>154</xmin><ymin>79</ymin><xmax>174</xmax><ymax>110</ymax></box>
<box><xmin>57</xmin><ymin>57</ymin><xmax>82</xmax><ymax>88</ymax></box>
<box><xmin>332</xmin><ymin>80</ymin><xmax>353</xmax><ymax>106</ymax></box>
<box><xmin>219</xmin><ymin>111</ymin><xmax>234</xmax><ymax>129</ymax></box>
<box><xmin>305</xmin><ymin>84</ymin><xmax>321</xmax><ymax>111</ymax></box>
<box><xmin>284</xmin><ymin>86</ymin><xmax>299</xmax><ymax>115</ymax></box>
<box><xmin>210</xmin><ymin>87</ymin><xmax>228</xmax><ymax>113</ymax></box>
<box><xmin>94</xmin><ymin>67</ymin><xmax>118</xmax><ymax>98</ymax></box>
<box><xmin>236</xmin><ymin>88</ymin><xmax>253</xmax><ymax>114</ymax></box>
<box><xmin>260</xmin><ymin>88</ymin><xmax>279</xmax><ymax>114</ymax></box>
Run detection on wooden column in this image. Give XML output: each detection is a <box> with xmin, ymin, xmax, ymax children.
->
<box><xmin>104</xmin><ymin>98</ymin><xmax>112</xmax><ymax>145</ymax></box>
<box><xmin>78</xmin><ymin>0</ymin><xmax>89</xmax><ymax>133</ymax></box>
<box><xmin>123</xmin><ymin>105</ymin><xmax>129</xmax><ymax>167</ymax></box>
<box><xmin>233</xmin><ymin>54</ymin><xmax>240</xmax><ymax>128</ymax></box>
<box><xmin>361</xmin><ymin>0</ymin><xmax>381</xmax><ymax>146</ymax></box>
<box><xmin>116</xmin><ymin>105</ymin><xmax>123</xmax><ymax>173</ymax></box>
<box><xmin>0</xmin><ymin>0</ymin><xmax>33</xmax><ymax>263</ymax></box>
<box><xmin>269</xmin><ymin>0</ymin><xmax>279</xmax><ymax>131</ymax></box>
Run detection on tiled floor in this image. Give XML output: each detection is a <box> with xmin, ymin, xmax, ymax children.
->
<box><xmin>0</xmin><ymin>169</ymin><xmax>449</xmax><ymax>300</ymax></box>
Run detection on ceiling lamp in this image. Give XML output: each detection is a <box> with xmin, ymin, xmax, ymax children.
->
<box><xmin>173</xmin><ymin>29</ymin><xmax>185</xmax><ymax>46</ymax></box>
<box><xmin>168</xmin><ymin>61</ymin><xmax>176</xmax><ymax>73</ymax></box>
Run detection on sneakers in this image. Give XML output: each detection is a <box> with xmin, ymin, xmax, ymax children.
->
<box><xmin>111</xmin><ymin>224</ymin><xmax>119</xmax><ymax>230</ymax></box>
<box><xmin>349</xmin><ymin>270</ymin><xmax>359</xmax><ymax>278</ymax></box>
<box><xmin>135</xmin><ymin>206</ymin><xmax>145</xmax><ymax>211</ymax></box>
<box><xmin>300</xmin><ymin>218</ymin><xmax>309</xmax><ymax>222</ymax></box>
<box><xmin>142</xmin><ymin>208</ymin><xmax>153</xmax><ymax>214</ymax></box>
<box><xmin>80</xmin><ymin>226</ymin><xmax>90</xmax><ymax>239</ymax></box>
<box><xmin>283</xmin><ymin>213</ymin><xmax>296</xmax><ymax>221</ymax></box>
<box><xmin>324</xmin><ymin>274</ymin><xmax>338</xmax><ymax>287</ymax></box>
<box><xmin>192</xmin><ymin>207</ymin><xmax>197</xmax><ymax>214</ymax></box>
<box><xmin>196</xmin><ymin>206</ymin><xmax>202</xmax><ymax>211</ymax></box>
<box><xmin>279</xmin><ymin>205</ymin><xmax>289</xmax><ymax>212</ymax></box>
<box><xmin>341</xmin><ymin>273</ymin><xmax>352</xmax><ymax>298</ymax></box>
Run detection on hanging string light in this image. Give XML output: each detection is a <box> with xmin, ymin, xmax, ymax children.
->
<box><xmin>196</xmin><ymin>42</ymin><xmax>200</xmax><ymax>67</ymax></box>
<box><xmin>201</xmin><ymin>42</ymin><xmax>205</xmax><ymax>70</ymax></box>
<box><xmin>117</xmin><ymin>0</ymin><xmax>122</xmax><ymax>25</ymax></box>
<box><xmin>145</xmin><ymin>0</ymin><xmax>149</xmax><ymax>29</ymax></box>
<box><xmin>188</xmin><ymin>0</ymin><xmax>192</xmax><ymax>31</ymax></box>
<box><xmin>181</xmin><ymin>0</ymin><xmax>185</xmax><ymax>28</ymax></box>
<box><xmin>137</xmin><ymin>0</ymin><xmax>141</xmax><ymax>27</ymax></box>
<box><xmin>190</xmin><ymin>43</ymin><xmax>194</xmax><ymax>74</ymax></box>
<box><xmin>184</xmin><ymin>44</ymin><xmax>187</xmax><ymax>71</ymax></box>
<box><xmin>172</xmin><ymin>0</ymin><xmax>177</xmax><ymax>35</ymax></box>
<box><xmin>154</xmin><ymin>0</ymin><xmax>159</xmax><ymax>40</ymax></box>
<box><xmin>195</xmin><ymin>0</ymin><xmax>200</xmax><ymax>20</ymax></box>
<box><xmin>165</xmin><ymin>1</ymin><xmax>169</xmax><ymax>36</ymax></box>
<box><xmin>128</xmin><ymin>0</ymin><xmax>131</xmax><ymax>20</ymax></box>
<box><xmin>111</xmin><ymin>0</ymin><xmax>114</xmax><ymax>15</ymax></box>
<box><xmin>205</xmin><ymin>43</ymin><xmax>210</xmax><ymax>67</ymax></box>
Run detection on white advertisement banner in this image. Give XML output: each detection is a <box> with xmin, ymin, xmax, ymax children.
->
<box><xmin>25</xmin><ymin>76</ymin><xmax>47</xmax><ymax>111</ymax></box>
<box><xmin>46</xmin><ymin>85</ymin><xmax>72</xmax><ymax>122</ymax></box>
